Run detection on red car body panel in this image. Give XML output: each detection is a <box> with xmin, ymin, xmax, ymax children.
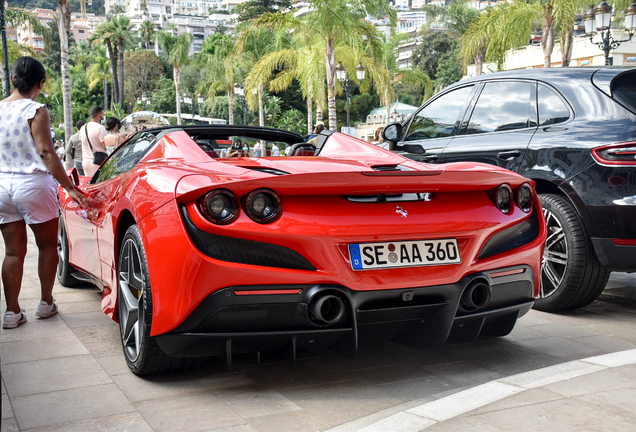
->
<box><xmin>59</xmin><ymin>128</ymin><xmax>545</xmax><ymax>345</ymax></box>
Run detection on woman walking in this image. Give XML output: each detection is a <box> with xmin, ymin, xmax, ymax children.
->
<box><xmin>0</xmin><ymin>57</ymin><xmax>88</xmax><ymax>329</ymax></box>
<box><xmin>103</xmin><ymin>117</ymin><xmax>128</xmax><ymax>154</ymax></box>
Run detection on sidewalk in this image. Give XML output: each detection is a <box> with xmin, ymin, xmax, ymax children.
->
<box><xmin>2</xmin><ymin>233</ymin><xmax>636</xmax><ymax>431</ymax></box>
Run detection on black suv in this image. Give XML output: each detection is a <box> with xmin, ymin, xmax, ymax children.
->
<box><xmin>381</xmin><ymin>67</ymin><xmax>636</xmax><ymax>311</ymax></box>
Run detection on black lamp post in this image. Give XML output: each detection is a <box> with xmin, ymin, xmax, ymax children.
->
<box><xmin>233</xmin><ymin>82</ymin><xmax>247</xmax><ymax>125</ymax></box>
<box><xmin>335</xmin><ymin>61</ymin><xmax>366</xmax><ymax>129</ymax></box>
<box><xmin>584</xmin><ymin>1</ymin><xmax>636</xmax><ymax>66</ymax></box>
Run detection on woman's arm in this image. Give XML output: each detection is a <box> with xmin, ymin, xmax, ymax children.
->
<box><xmin>30</xmin><ymin>107</ymin><xmax>88</xmax><ymax>208</ymax></box>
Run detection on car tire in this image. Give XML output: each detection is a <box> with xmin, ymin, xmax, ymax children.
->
<box><xmin>118</xmin><ymin>225</ymin><xmax>206</xmax><ymax>375</ymax></box>
<box><xmin>56</xmin><ymin>216</ymin><xmax>82</xmax><ymax>287</ymax></box>
<box><xmin>534</xmin><ymin>194</ymin><xmax>610</xmax><ymax>312</ymax></box>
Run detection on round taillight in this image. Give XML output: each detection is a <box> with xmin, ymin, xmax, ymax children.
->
<box><xmin>495</xmin><ymin>184</ymin><xmax>513</xmax><ymax>214</ymax></box>
<box><xmin>516</xmin><ymin>183</ymin><xmax>533</xmax><ymax>213</ymax></box>
<box><xmin>199</xmin><ymin>190</ymin><xmax>239</xmax><ymax>224</ymax></box>
<box><xmin>244</xmin><ymin>189</ymin><xmax>281</xmax><ymax>223</ymax></box>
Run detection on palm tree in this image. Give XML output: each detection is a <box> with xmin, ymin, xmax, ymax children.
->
<box><xmin>197</xmin><ymin>36</ymin><xmax>244</xmax><ymax>125</ymax></box>
<box><xmin>235</xmin><ymin>26</ymin><xmax>283</xmax><ymax>127</ymax></box>
<box><xmin>256</xmin><ymin>0</ymin><xmax>396</xmax><ymax>131</ymax></box>
<box><xmin>58</xmin><ymin>0</ymin><xmax>73</xmax><ymax>142</ymax></box>
<box><xmin>244</xmin><ymin>30</ymin><xmax>327</xmax><ymax>134</ymax></box>
<box><xmin>87</xmin><ymin>54</ymin><xmax>111</xmax><ymax>109</ymax></box>
<box><xmin>91</xmin><ymin>20</ymin><xmax>120</xmax><ymax>106</ymax></box>
<box><xmin>461</xmin><ymin>0</ymin><xmax>593</xmax><ymax>70</ymax></box>
<box><xmin>154</xmin><ymin>29</ymin><xmax>193</xmax><ymax>125</ymax></box>
<box><xmin>110</xmin><ymin>15</ymin><xmax>137</xmax><ymax>109</ymax></box>
<box><xmin>70</xmin><ymin>40</ymin><xmax>93</xmax><ymax>69</ymax></box>
<box><xmin>140</xmin><ymin>20</ymin><xmax>155</xmax><ymax>49</ymax></box>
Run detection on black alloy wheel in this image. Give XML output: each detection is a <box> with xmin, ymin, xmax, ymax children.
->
<box><xmin>534</xmin><ymin>194</ymin><xmax>610</xmax><ymax>311</ymax></box>
<box><xmin>117</xmin><ymin>225</ymin><xmax>206</xmax><ymax>375</ymax></box>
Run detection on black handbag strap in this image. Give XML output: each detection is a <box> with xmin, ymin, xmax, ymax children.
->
<box><xmin>84</xmin><ymin>124</ymin><xmax>94</xmax><ymax>152</ymax></box>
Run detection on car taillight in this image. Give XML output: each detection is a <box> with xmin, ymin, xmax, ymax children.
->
<box><xmin>489</xmin><ymin>184</ymin><xmax>512</xmax><ymax>214</ymax></box>
<box><xmin>515</xmin><ymin>183</ymin><xmax>533</xmax><ymax>213</ymax></box>
<box><xmin>243</xmin><ymin>189</ymin><xmax>282</xmax><ymax>223</ymax></box>
<box><xmin>199</xmin><ymin>189</ymin><xmax>240</xmax><ymax>224</ymax></box>
<box><xmin>592</xmin><ymin>142</ymin><xmax>636</xmax><ymax>166</ymax></box>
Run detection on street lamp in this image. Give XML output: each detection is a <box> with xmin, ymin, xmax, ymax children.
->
<box><xmin>335</xmin><ymin>61</ymin><xmax>366</xmax><ymax>129</ymax></box>
<box><xmin>136</xmin><ymin>92</ymin><xmax>149</xmax><ymax>110</ymax></box>
<box><xmin>584</xmin><ymin>1</ymin><xmax>636</xmax><ymax>66</ymax></box>
<box><xmin>233</xmin><ymin>82</ymin><xmax>247</xmax><ymax>125</ymax></box>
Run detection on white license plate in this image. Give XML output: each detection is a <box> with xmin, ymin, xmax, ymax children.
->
<box><xmin>349</xmin><ymin>239</ymin><xmax>461</xmax><ymax>270</ymax></box>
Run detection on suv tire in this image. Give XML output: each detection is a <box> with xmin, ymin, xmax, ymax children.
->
<box><xmin>535</xmin><ymin>194</ymin><xmax>610</xmax><ymax>311</ymax></box>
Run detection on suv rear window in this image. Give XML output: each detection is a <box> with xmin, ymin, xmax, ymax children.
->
<box><xmin>611</xmin><ymin>71</ymin><xmax>636</xmax><ymax>113</ymax></box>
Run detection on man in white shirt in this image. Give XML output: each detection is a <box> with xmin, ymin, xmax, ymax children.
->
<box><xmin>272</xmin><ymin>143</ymin><xmax>280</xmax><ymax>156</ymax></box>
<box><xmin>80</xmin><ymin>106</ymin><xmax>108</xmax><ymax>178</ymax></box>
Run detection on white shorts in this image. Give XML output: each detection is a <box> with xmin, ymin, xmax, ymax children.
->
<box><xmin>0</xmin><ymin>172</ymin><xmax>59</xmax><ymax>225</ymax></box>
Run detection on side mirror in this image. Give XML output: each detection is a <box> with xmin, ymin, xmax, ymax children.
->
<box><xmin>68</xmin><ymin>167</ymin><xmax>80</xmax><ymax>186</ymax></box>
<box><xmin>382</xmin><ymin>123</ymin><xmax>403</xmax><ymax>143</ymax></box>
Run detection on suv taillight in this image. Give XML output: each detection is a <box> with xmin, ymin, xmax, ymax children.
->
<box><xmin>592</xmin><ymin>142</ymin><xmax>636</xmax><ymax>166</ymax></box>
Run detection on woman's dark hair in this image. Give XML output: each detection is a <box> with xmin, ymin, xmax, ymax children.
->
<box><xmin>105</xmin><ymin>117</ymin><xmax>121</xmax><ymax>131</ymax></box>
<box><xmin>11</xmin><ymin>56</ymin><xmax>46</xmax><ymax>94</ymax></box>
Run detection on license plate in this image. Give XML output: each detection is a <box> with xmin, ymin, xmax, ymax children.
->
<box><xmin>349</xmin><ymin>239</ymin><xmax>461</xmax><ymax>270</ymax></box>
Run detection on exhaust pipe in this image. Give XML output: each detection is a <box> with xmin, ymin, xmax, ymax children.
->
<box><xmin>460</xmin><ymin>280</ymin><xmax>491</xmax><ymax>311</ymax></box>
<box><xmin>309</xmin><ymin>294</ymin><xmax>345</xmax><ymax>324</ymax></box>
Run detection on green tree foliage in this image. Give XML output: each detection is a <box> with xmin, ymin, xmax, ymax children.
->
<box><xmin>124</xmin><ymin>50</ymin><xmax>163</xmax><ymax>103</ymax></box>
<box><xmin>234</xmin><ymin>0</ymin><xmax>293</xmax><ymax>22</ymax></box>
<box><xmin>335</xmin><ymin>91</ymin><xmax>379</xmax><ymax>126</ymax></box>
<box><xmin>154</xmin><ymin>29</ymin><xmax>194</xmax><ymax>124</ymax></box>
<box><xmin>275</xmin><ymin>108</ymin><xmax>306</xmax><ymax>135</ymax></box>
<box><xmin>200</xmin><ymin>33</ymin><xmax>235</xmax><ymax>56</ymax></box>
<box><xmin>412</xmin><ymin>32</ymin><xmax>456</xmax><ymax>81</ymax></box>
<box><xmin>40</xmin><ymin>17</ymin><xmax>64</xmax><ymax>74</ymax></box>
<box><xmin>434</xmin><ymin>43</ymin><xmax>463</xmax><ymax>90</ymax></box>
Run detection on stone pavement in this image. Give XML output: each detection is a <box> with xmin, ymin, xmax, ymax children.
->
<box><xmin>2</xmin><ymin>232</ymin><xmax>636</xmax><ymax>431</ymax></box>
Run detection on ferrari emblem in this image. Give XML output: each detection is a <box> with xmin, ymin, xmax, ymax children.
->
<box><xmin>396</xmin><ymin>206</ymin><xmax>408</xmax><ymax>218</ymax></box>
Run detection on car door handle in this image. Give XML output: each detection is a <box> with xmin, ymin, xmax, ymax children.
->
<box><xmin>420</xmin><ymin>155</ymin><xmax>439</xmax><ymax>162</ymax></box>
<box><xmin>497</xmin><ymin>150</ymin><xmax>522</xmax><ymax>161</ymax></box>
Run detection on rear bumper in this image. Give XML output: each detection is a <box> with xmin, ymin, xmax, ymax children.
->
<box><xmin>155</xmin><ymin>265</ymin><xmax>534</xmax><ymax>361</ymax></box>
<box><xmin>591</xmin><ymin>238</ymin><xmax>636</xmax><ymax>271</ymax></box>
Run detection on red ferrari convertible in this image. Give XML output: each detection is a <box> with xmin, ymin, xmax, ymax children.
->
<box><xmin>57</xmin><ymin>126</ymin><xmax>546</xmax><ymax>375</ymax></box>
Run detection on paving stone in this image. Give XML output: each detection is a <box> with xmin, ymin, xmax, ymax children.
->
<box><xmin>113</xmin><ymin>371</ymin><xmax>207</xmax><ymax>402</ymax></box>
<box><xmin>24</xmin><ymin>412</ymin><xmax>154</xmax><ymax>432</ymax></box>
<box><xmin>135</xmin><ymin>392</ymin><xmax>246</xmax><ymax>432</ymax></box>
<box><xmin>11</xmin><ymin>383</ymin><xmax>135</xmax><ymax>430</ymax></box>
<box><xmin>247</xmin><ymin>410</ymin><xmax>330</xmax><ymax>432</ymax></box>
<box><xmin>1</xmin><ymin>354</ymin><xmax>112</xmax><ymax>397</ymax></box>
<box><xmin>0</xmin><ymin>334</ymin><xmax>88</xmax><ymax>364</ymax></box>
<box><xmin>218</xmin><ymin>389</ymin><xmax>302</xmax><ymax>419</ymax></box>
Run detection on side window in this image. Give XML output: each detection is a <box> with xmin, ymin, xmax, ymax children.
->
<box><xmin>404</xmin><ymin>85</ymin><xmax>473</xmax><ymax>141</ymax></box>
<box><xmin>465</xmin><ymin>81</ymin><xmax>534</xmax><ymax>134</ymax></box>
<box><xmin>93</xmin><ymin>132</ymin><xmax>158</xmax><ymax>183</ymax></box>
<box><xmin>538</xmin><ymin>85</ymin><xmax>570</xmax><ymax>126</ymax></box>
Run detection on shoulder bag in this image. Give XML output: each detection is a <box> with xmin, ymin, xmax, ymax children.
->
<box><xmin>85</xmin><ymin>125</ymin><xmax>108</xmax><ymax>165</ymax></box>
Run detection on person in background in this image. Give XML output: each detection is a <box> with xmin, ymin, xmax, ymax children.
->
<box><xmin>55</xmin><ymin>140</ymin><xmax>65</xmax><ymax>161</ymax></box>
<box><xmin>253</xmin><ymin>141</ymin><xmax>262</xmax><ymax>157</ymax></box>
<box><xmin>372</xmin><ymin>127</ymin><xmax>384</xmax><ymax>144</ymax></box>
<box><xmin>80</xmin><ymin>105</ymin><xmax>107</xmax><ymax>178</ymax></box>
<box><xmin>103</xmin><ymin>117</ymin><xmax>128</xmax><ymax>154</ymax></box>
<box><xmin>65</xmin><ymin>120</ymin><xmax>85</xmax><ymax>174</ymax></box>
<box><xmin>0</xmin><ymin>56</ymin><xmax>88</xmax><ymax>329</ymax></box>
<box><xmin>306</xmin><ymin>122</ymin><xmax>325</xmax><ymax>141</ymax></box>
<box><xmin>272</xmin><ymin>142</ymin><xmax>280</xmax><ymax>156</ymax></box>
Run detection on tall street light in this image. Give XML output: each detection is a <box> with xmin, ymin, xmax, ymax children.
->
<box><xmin>584</xmin><ymin>1</ymin><xmax>636</xmax><ymax>66</ymax></box>
<box><xmin>335</xmin><ymin>61</ymin><xmax>366</xmax><ymax>129</ymax></box>
<box><xmin>233</xmin><ymin>82</ymin><xmax>247</xmax><ymax>125</ymax></box>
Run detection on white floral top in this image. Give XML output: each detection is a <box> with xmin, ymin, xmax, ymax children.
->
<box><xmin>0</xmin><ymin>99</ymin><xmax>47</xmax><ymax>174</ymax></box>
